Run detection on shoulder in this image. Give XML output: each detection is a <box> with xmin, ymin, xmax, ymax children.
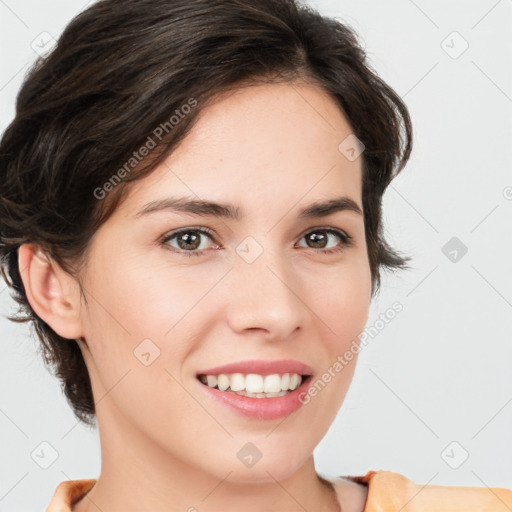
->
<box><xmin>330</xmin><ymin>470</ymin><xmax>512</xmax><ymax>512</ymax></box>
<box><xmin>46</xmin><ymin>479</ymin><xmax>96</xmax><ymax>512</ymax></box>
<box><xmin>326</xmin><ymin>474</ymin><xmax>368</xmax><ymax>512</ymax></box>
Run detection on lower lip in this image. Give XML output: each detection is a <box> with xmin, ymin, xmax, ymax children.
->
<box><xmin>198</xmin><ymin>376</ymin><xmax>313</xmax><ymax>420</ymax></box>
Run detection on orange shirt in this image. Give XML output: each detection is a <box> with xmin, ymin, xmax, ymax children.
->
<box><xmin>46</xmin><ymin>469</ymin><xmax>512</xmax><ymax>511</ymax></box>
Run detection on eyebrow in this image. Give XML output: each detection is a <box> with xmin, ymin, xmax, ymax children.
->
<box><xmin>134</xmin><ymin>195</ymin><xmax>363</xmax><ymax>220</ymax></box>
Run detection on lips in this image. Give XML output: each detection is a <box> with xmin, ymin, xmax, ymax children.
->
<box><xmin>196</xmin><ymin>358</ymin><xmax>314</xmax><ymax>377</ymax></box>
<box><xmin>198</xmin><ymin>373</ymin><xmax>313</xmax><ymax>420</ymax></box>
<box><xmin>195</xmin><ymin>359</ymin><xmax>315</xmax><ymax>420</ymax></box>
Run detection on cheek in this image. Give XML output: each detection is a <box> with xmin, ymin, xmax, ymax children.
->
<box><xmin>80</xmin><ymin>253</ymin><xmax>229</xmax><ymax>398</ymax></box>
<box><xmin>79</xmin><ymin>255</ymin><xmax>201</xmax><ymax>424</ymax></box>
<box><xmin>309</xmin><ymin>260</ymin><xmax>371</xmax><ymax>349</ymax></box>
<box><xmin>85</xmin><ymin>251</ymin><xmax>213</xmax><ymax>339</ymax></box>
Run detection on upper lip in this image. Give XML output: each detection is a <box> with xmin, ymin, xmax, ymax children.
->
<box><xmin>196</xmin><ymin>359</ymin><xmax>314</xmax><ymax>377</ymax></box>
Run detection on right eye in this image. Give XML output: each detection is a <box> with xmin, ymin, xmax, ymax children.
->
<box><xmin>160</xmin><ymin>227</ymin><xmax>218</xmax><ymax>257</ymax></box>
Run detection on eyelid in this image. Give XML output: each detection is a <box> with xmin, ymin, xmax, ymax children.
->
<box><xmin>298</xmin><ymin>225</ymin><xmax>351</xmax><ymax>242</ymax></box>
<box><xmin>163</xmin><ymin>225</ymin><xmax>216</xmax><ymax>239</ymax></box>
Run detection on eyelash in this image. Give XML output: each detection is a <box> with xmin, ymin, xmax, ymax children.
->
<box><xmin>160</xmin><ymin>226</ymin><xmax>354</xmax><ymax>258</ymax></box>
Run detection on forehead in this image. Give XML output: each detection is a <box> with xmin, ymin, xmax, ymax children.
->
<box><xmin>118</xmin><ymin>81</ymin><xmax>363</xmax><ymax>217</ymax></box>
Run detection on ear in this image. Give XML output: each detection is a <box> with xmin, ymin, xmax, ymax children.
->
<box><xmin>17</xmin><ymin>243</ymin><xmax>85</xmax><ymax>340</ymax></box>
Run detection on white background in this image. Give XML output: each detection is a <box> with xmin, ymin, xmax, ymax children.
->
<box><xmin>0</xmin><ymin>0</ymin><xmax>511</xmax><ymax>509</ymax></box>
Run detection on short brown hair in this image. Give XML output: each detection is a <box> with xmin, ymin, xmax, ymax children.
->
<box><xmin>0</xmin><ymin>0</ymin><xmax>412</xmax><ymax>427</ymax></box>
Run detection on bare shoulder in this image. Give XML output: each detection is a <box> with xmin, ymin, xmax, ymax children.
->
<box><xmin>330</xmin><ymin>476</ymin><xmax>369</xmax><ymax>512</ymax></box>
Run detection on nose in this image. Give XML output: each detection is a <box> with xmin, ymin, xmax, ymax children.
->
<box><xmin>224</xmin><ymin>245</ymin><xmax>306</xmax><ymax>341</ymax></box>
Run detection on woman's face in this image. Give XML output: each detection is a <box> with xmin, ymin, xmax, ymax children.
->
<box><xmin>76</xmin><ymin>81</ymin><xmax>372</xmax><ymax>483</ymax></box>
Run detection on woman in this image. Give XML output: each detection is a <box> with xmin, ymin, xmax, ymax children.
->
<box><xmin>0</xmin><ymin>0</ymin><xmax>510</xmax><ymax>510</ymax></box>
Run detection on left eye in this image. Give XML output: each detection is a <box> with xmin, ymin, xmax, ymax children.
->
<box><xmin>296</xmin><ymin>228</ymin><xmax>351</xmax><ymax>252</ymax></box>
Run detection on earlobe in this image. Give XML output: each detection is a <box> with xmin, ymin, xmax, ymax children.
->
<box><xmin>17</xmin><ymin>243</ymin><xmax>85</xmax><ymax>340</ymax></box>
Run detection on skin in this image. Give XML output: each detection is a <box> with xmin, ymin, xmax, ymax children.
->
<box><xmin>19</xmin><ymin>81</ymin><xmax>371</xmax><ymax>512</ymax></box>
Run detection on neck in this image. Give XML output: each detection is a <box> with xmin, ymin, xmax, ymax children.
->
<box><xmin>72</xmin><ymin>406</ymin><xmax>340</xmax><ymax>512</ymax></box>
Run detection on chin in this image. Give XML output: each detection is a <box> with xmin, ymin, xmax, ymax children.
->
<box><xmin>211</xmin><ymin>442</ymin><xmax>311</xmax><ymax>484</ymax></box>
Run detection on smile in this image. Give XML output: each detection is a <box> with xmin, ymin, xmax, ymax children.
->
<box><xmin>198</xmin><ymin>372</ymin><xmax>305</xmax><ymax>398</ymax></box>
<box><xmin>196</xmin><ymin>374</ymin><xmax>313</xmax><ymax>420</ymax></box>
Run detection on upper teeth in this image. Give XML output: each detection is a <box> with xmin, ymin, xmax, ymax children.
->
<box><xmin>199</xmin><ymin>373</ymin><xmax>303</xmax><ymax>393</ymax></box>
